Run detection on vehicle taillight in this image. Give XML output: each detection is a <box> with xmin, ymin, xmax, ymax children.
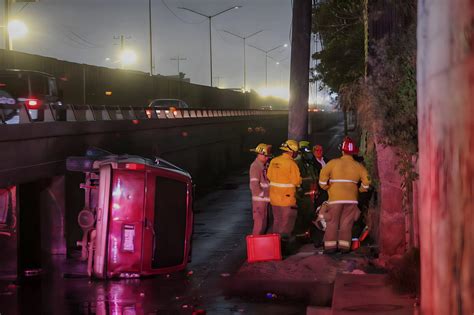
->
<box><xmin>26</xmin><ymin>99</ymin><xmax>40</xmax><ymax>108</ymax></box>
<box><xmin>125</xmin><ymin>163</ymin><xmax>145</xmax><ymax>170</ymax></box>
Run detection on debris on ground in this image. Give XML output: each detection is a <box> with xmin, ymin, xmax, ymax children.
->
<box><xmin>344</xmin><ymin>269</ymin><xmax>366</xmax><ymax>275</ymax></box>
<box><xmin>265</xmin><ymin>292</ymin><xmax>277</xmax><ymax>299</ymax></box>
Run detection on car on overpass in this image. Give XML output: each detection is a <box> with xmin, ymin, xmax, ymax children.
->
<box><xmin>0</xmin><ymin>69</ymin><xmax>63</xmax><ymax>123</ymax></box>
<box><xmin>146</xmin><ymin>98</ymin><xmax>189</xmax><ymax>118</ymax></box>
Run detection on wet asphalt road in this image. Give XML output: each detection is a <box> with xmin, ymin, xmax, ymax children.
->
<box><xmin>0</xmin><ymin>120</ymin><xmax>346</xmax><ymax>315</ymax></box>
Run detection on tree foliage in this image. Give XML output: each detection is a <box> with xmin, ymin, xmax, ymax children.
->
<box><xmin>312</xmin><ymin>0</ymin><xmax>418</xmax><ymax>188</ymax></box>
<box><xmin>312</xmin><ymin>0</ymin><xmax>365</xmax><ymax>93</ymax></box>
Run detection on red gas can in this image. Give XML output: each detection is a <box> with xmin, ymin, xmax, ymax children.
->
<box><xmin>246</xmin><ymin>234</ymin><xmax>282</xmax><ymax>263</ymax></box>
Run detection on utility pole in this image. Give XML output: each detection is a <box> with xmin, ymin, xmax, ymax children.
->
<box><xmin>4</xmin><ymin>0</ymin><xmax>10</xmax><ymax>50</ymax></box>
<box><xmin>288</xmin><ymin>0</ymin><xmax>312</xmax><ymax>141</ymax></box>
<box><xmin>170</xmin><ymin>56</ymin><xmax>187</xmax><ymax>75</ymax></box>
<box><xmin>221</xmin><ymin>30</ymin><xmax>263</xmax><ymax>90</ymax></box>
<box><xmin>148</xmin><ymin>0</ymin><xmax>153</xmax><ymax>75</ymax></box>
<box><xmin>113</xmin><ymin>35</ymin><xmax>131</xmax><ymax>68</ymax></box>
<box><xmin>178</xmin><ymin>6</ymin><xmax>241</xmax><ymax>87</ymax></box>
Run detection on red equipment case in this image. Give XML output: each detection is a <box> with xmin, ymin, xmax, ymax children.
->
<box><xmin>246</xmin><ymin>234</ymin><xmax>282</xmax><ymax>263</ymax></box>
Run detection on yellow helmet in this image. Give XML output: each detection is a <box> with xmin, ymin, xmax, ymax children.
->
<box><xmin>299</xmin><ymin>140</ymin><xmax>311</xmax><ymax>153</ymax></box>
<box><xmin>279</xmin><ymin>139</ymin><xmax>299</xmax><ymax>153</ymax></box>
<box><xmin>250</xmin><ymin>143</ymin><xmax>272</xmax><ymax>156</ymax></box>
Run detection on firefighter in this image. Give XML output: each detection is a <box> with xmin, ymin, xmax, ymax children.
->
<box><xmin>294</xmin><ymin>141</ymin><xmax>319</xmax><ymax>238</ymax></box>
<box><xmin>267</xmin><ymin>140</ymin><xmax>302</xmax><ymax>242</ymax></box>
<box><xmin>249</xmin><ymin>143</ymin><xmax>272</xmax><ymax>235</ymax></box>
<box><xmin>318</xmin><ymin>137</ymin><xmax>370</xmax><ymax>253</ymax></box>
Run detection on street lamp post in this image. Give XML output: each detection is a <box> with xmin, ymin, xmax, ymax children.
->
<box><xmin>148</xmin><ymin>0</ymin><xmax>153</xmax><ymax>75</ymax></box>
<box><xmin>221</xmin><ymin>30</ymin><xmax>263</xmax><ymax>91</ymax></box>
<box><xmin>269</xmin><ymin>55</ymin><xmax>288</xmax><ymax>87</ymax></box>
<box><xmin>178</xmin><ymin>6</ymin><xmax>241</xmax><ymax>87</ymax></box>
<box><xmin>248</xmin><ymin>43</ymin><xmax>288</xmax><ymax>88</ymax></box>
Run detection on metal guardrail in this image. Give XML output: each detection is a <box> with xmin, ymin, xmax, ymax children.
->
<box><xmin>0</xmin><ymin>104</ymin><xmax>286</xmax><ymax>125</ymax></box>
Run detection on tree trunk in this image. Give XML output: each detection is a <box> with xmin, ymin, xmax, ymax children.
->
<box><xmin>288</xmin><ymin>0</ymin><xmax>312</xmax><ymax>141</ymax></box>
<box><xmin>418</xmin><ymin>0</ymin><xmax>474</xmax><ymax>313</ymax></box>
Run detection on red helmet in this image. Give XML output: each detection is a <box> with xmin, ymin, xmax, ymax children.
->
<box><xmin>341</xmin><ymin>137</ymin><xmax>359</xmax><ymax>154</ymax></box>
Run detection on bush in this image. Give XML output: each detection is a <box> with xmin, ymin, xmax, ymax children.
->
<box><xmin>387</xmin><ymin>247</ymin><xmax>420</xmax><ymax>294</ymax></box>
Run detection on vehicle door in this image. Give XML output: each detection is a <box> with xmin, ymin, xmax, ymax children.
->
<box><xmin>142</xmin><ymin>168</ymin><xmax>191</xmax><ymax>274</ymax></box>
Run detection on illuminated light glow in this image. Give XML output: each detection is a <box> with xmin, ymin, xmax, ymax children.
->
<box><xmin>257</xmin><ymin>86</ymin><xmax>290</xmax><ymax>101</ymax></box>
<box><xmin>105</xmin><ymin>91</ymin><xmax>112</xmax><ymax>96</ymax></box>
<box><xmin>120</xmin><ymin>49</ymin><xmax>137</xmax><ymax>65</ymax></box>
<box><xmin>125</xmin><ymin>163</ymin><xmax>145</xmax><ymax>170</ymax></box>
<box><xmin>8</xmin><ymin>20</ymin><xmax>28</xmax><ymax>39</ymax></box>
<box><xmin>284</xmin><ymin>43</ymin><xmax>288</xmax><ymax>47</ymax></box>
<box><xmin>26</xmin><ymin>99</ymin><xmax>39</xmax><ymax>107</ymax></box>
<box><xmin>112</xmin><ymin>204</ymin><xmax>121</xmax><ymax>210</ymax></box>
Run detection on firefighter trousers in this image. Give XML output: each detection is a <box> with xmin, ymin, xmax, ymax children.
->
<box><xmin>272</xmin><ymin>205</ymin><xmax>297</xmax><ymax>239</ymax></box>
<box><xmin>322</xmin><ymin>203</ymin><xmax>360</xmax><ymax>251</ymax></box>
<box><xmin>294</xmin><ymin>195</ymin><xmax>315</xmax><ymax>235</ymax></box>
<box><xmin>252</xmin><ymin>201</ymin><xmax>269</xmax><ymax>235</ymax></box>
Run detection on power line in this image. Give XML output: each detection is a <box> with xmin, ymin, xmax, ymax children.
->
<box><xmin>69</xmin><ymin>30</ymin><xmax>103</xmax><ymax>48</ymax></box>
<box><xmin>17</xmin><ymin>3</ymin><xmax>30</xmax><ymax>14</ymax></box>
<box><xmin>62</xmin><ymin>34</ymin><xmax>100</xmax><ymax>50</ymax></box>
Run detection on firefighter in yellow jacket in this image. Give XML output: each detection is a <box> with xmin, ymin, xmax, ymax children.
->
<box><xmin>318</xmin><ymin>137</ymin><xmax>370</xmax><ymax>253</ymax></box>
<box><xmin>267</xmin><ymin>140</ymin><xmax>302</xmax><ymax>240</ymax></box>
<box><xmin>249</xmin><ymin>143</ymin><xmax>272</xmax><ymax>235</ymax></box>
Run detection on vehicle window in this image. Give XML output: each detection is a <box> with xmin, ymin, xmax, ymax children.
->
<box><xmin>0</xmin><ymin>73</ymin><xmax>28</xmax><ymax>98</ymax></box>
<box><xmin>180</xmin><ymin>101</ymin><xmax>189</xmax><ymax>108</ymax></box>
<box><xmin>0</xmin><ymin>189</ymin><xmax>10</xmax><ymax>225</ymax></box>
<box><xmin>152</xmin><ymin>100</ymin><xmax>180</xmax><ymax>108</ymax></box>
<box><xmin>30</xmin><ymin>74</ymin><xmax>48</xmax><ymax>96</ymax></box>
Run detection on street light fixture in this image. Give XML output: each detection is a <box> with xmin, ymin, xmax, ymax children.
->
<box><xmin>178</xmin><ymin>5</ymin><xmax>241</xmax><ymax>87</ymax></box>
<box><xmin>3</xmin><ymin>19</ymin><xmax>28</xmax><ymax>50</ymax></box>
<box><xmin>221</xmin><ymin>29</ymin><xmax>263</xmax><ymax>91</ymax></box>
<box><xmin>247</xmin><ymin>43</ymin><xmax>288</xmax><ymax>88</ymax></box>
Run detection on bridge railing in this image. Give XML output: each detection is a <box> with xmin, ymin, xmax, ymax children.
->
<box><xmin>0</xmin><ymin>104</ymin><xmax>286</xmax><ymax>124</ymax></box>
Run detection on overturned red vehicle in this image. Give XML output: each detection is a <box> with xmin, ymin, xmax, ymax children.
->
<box><xmin>67</xmin><ymin>149</ymin><xmax>193</xmax><ymax>279</ymax></box>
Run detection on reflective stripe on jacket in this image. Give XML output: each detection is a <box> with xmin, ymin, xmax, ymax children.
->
<box><xmin>249</xmin><ymin>158</ymin><xmax>269</xmax><ymax>202</ymax></box>
<box><xmin>319</xmin><ymin>154</ymin><xmax>370</xmax><ymax>203</ymax></box>
<box><xmin>267</xmin><ymin>153</ymin><xmax>302</xmax><ymax>206</ymax></box>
